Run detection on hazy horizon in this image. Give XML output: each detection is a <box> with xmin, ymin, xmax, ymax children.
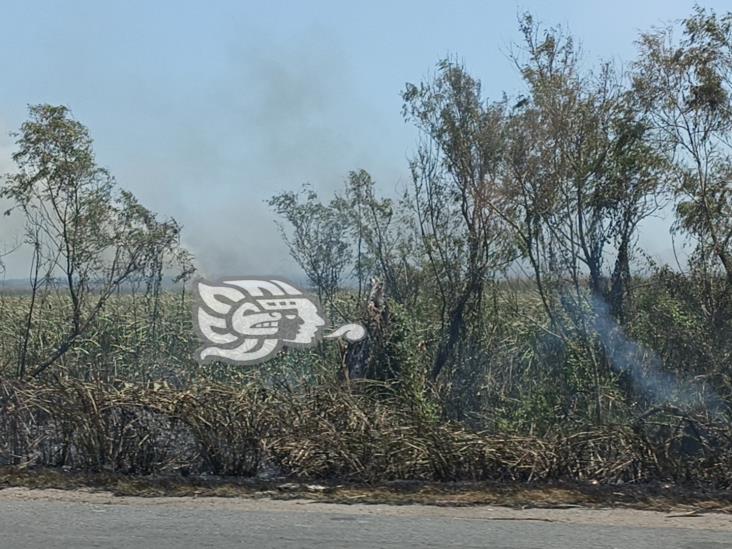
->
<box><xmin>0</xmin><ymin>0</ymin><xmax>720</xmax><ymax>279</ymax></box>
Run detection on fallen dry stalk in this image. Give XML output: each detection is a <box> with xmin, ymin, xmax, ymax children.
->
<box><xmin>0</xmin><ymin>378</ymin><xmax>730</xmax><ymax>486</ymax></box>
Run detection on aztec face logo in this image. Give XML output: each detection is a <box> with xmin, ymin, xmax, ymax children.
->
<box><xmin>193</xmin><ymin>278</ymin><xmax>365</xmax><ymax>365</ymax></box>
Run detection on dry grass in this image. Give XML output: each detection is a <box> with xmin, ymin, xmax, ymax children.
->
<box><xmin>1</xmin><ymin>377</ymin><xmax>731</xmax><ymax>489</ymax></box>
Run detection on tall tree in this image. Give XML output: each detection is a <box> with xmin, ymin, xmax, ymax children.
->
<box><xmin>333</xmin><ymin>170</ymin><xmax>417</xmax><ymax>306</ymax></box>
<box><xmin>2</xmin><ymin>104</ymin><xmax>187</xmax><ymax>378</ymax></box>
<box><xmin>634</xmin><ymin>7</ymin><xmax>732</xmax><ymax>294</ymax></box>
<box><xmin>500</xmin><ymin>15</ymin><xmax>664</xmax><ymax>322</ymax></box>
<box><xmin>268</xmin><ymin>185</ymin><xmax>351</xmax><ymax>307</ymax></box>
<box><xmin>402</xmin><ymin>59</ymin><xmax>515</xmax><ymax>380</ymax></box>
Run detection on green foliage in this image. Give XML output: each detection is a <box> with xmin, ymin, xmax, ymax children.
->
<box><xmin>1</xmin><ymin>104</ymin><xmax>191</xmax><ymax>379</ymax></box>
<box><xmin>268</xmin><ymin>185</ymin><xmax>350</xmax><ymax>307</ymax></box>
<box><xmin>2</xmin><ymin>10</ymin><xmax>732</xmax><ymax>485</ymax></box>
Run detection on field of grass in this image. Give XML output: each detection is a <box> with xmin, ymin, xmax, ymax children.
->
<box><xmin>0</xmin><ymin>280</ymin><xmax>729</xmax><ymax>494</ymax></box>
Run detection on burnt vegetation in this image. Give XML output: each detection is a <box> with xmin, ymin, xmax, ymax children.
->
<box><xmin>1</xmin><ymin>9</ymin><xmax>732</xmax><ymax>488</ymax></box>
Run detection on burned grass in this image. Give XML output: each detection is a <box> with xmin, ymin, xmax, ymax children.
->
<box><xmin>1</xmin><ymin>467</ymin><xmax>731</xmax><ymax>514</ymax></box>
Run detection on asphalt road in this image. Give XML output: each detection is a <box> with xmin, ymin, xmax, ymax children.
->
<box><xmin>0</xmin><ymin>490</ymin><xmax>731</xmax><ymax>548</ymax></box>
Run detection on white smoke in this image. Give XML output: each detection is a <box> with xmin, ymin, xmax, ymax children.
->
<box><xmin>590</xmin><ymin>295</ymin><xmax>721</xmax><ymax>414</ymax></box>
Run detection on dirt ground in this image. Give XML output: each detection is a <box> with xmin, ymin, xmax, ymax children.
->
<box><xmin>1</xmin><ymin>467</ymin><xmax>732</xmax><ymax>528</ymax></box>
<box><xmin>1</xmin><ymin>486</ymin><xmax>732</xmax><ymax>533</ymax></box>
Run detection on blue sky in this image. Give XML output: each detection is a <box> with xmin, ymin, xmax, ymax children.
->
<box><xmin>0</xmin><ymin>0</ymin><xmax>723</xmax><ymax>278</ymax></box>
